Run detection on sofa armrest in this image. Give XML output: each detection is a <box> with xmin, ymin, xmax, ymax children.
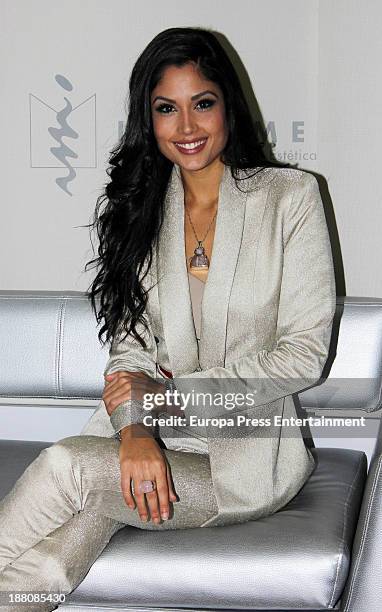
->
<box><xmin>340</xmin><ymin>453</ymin><xmax>382</xmax><ymax>612</ymax></box>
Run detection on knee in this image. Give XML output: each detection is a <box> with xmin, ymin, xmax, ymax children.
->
<box><xmin>42</xmin><ymin>435</ymin><xmax>92</xmax><ymax>461</ymax></box>
<box><xmin>38</xmin><ymin>436</ymin><xmax>119</xmax><ymax>493</ymax></box>
<box><xmin>55</xmin><ymin>435</ymin><xmax>90</xmax><ymax>449</ymax></box>
<box><xmin>40</xmin><ymin>435</ymin><xmax>117</xmax><ymax>475</ymax></box>
<box><xmin>36</xmin><ymin>439</ymin><xmax>89</xmax><ymax>513</ymax></box>
<box><xmin>38</xmin><ymin>436</ymin><xmax>87</xmax><ymax>474</ymax></box>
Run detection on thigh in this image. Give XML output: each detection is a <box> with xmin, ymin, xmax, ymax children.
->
<box><xmin>54</xmin><ymin>435</ymin><xmax>218</xmax><ymax>530</ymax></box>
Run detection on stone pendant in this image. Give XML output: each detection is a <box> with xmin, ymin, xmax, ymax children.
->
<box><xmin>189</xmin><ymin>243</ymin><xmax>209</xmax><ymax>269</ymax></box>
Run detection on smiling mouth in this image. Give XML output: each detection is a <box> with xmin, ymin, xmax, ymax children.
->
<box><xmin>173</xmin><ymin>138</ymin><xmax>208</xmax><ymax>152</ymax></box>
<box><xmin>174</xmin><ymin>138</ymin><xmax>208</xmax><ymax>149</ymax></box>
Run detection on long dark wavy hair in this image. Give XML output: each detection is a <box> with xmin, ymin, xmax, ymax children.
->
<box><xmin>85</xmin><ymin>26</ymin><xmax>290</xmax><ymax>352</ymax></box>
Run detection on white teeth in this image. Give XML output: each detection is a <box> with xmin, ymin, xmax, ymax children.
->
<box><xmin>175</xmin><ymin>139</ymin><xmax>206</xmax><ymax>150</ymax></box>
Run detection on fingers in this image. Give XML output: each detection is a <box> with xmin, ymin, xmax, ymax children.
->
<box><xmin>103</xmin><ymin>373</ymin><xmax>130</xmax><ymax>399</ymax></box>
<box><xmin>103</xmin><ymin>391</ymin><xmax>132</xmax><ymax>417</ymax></box>
<box><xmin>104</xmin><ymin>371</ymin><xmax>146</xmax><ymax>386</ymax></box>
<box><xmin>103</xmin><ymin>383</ymin><xmax>132</xmax><ymax>403</ymax></box>
<box><xmin>119</xmin><ymin>464</ymin><xmax>151</xmax><ymax>522</ymax></box>
<box><xmin>135</xmin><ymin>459</ymin><xmax>167</xmax><ymax>523</ymax></box>
<box><xmin>119</xmin><ymin>442</ymin><xmax>139</xmax><ymax>513</ymax></box>
<box><xmin>103</xmin><ymin>386</ymin><xmax>132</xmax><ymax>414</ymax></box>
<box><xmin>136</xmin><ymin>463</ymin><xmax>178</xmax><ymax>523</ymax></box>
<box><xmin>147</xmin><ymin>463</ymin><xmax>170</xmax><ymax>522</ymax></box>
<box><xmin>119</xmin><ymin>464</ymin><xmax>136</xmax><ymax>511</ymax></box>
<box><xmin>120</xmin><ymin>461</ymin><xmax>177</xmax><ymax>523</ymax></box>
<box><xmin>103</xmin><ymin>376</ymin><xmax>140</xmax><ymax>415</ymax></box>
<box><xmin>133</xmin><ymin>486</ymin><xmax>150</xmax><ymax>523</ymax></box>
<box><xmin>166</xmin><ymin>463</ymin><xmax>179</xmax><ymax>502</ymax></box>
<box><xmin>103</xmin><ymin>372</ymin><xmax>167</xmax><ymax>417</ymax></box>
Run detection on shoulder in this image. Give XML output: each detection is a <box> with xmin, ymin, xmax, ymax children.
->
<box><xmin>242</xmin><ymin>166</ymin><xmax>318</xmax><ymax>194</ymax></box>
<box><xmin>245</xmin><ymin>168</ymin><xmax>322</xmax><ymax>221</ymax></box>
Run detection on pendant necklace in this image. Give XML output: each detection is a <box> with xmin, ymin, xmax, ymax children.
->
<box><xmin>185</xmin><ymin>204</ymin><xmax>217</xmax><ymax>270</ymax></box>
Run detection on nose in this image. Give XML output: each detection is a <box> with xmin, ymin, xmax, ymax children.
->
<box><xmin>177</xmin><ymin>108</ymin><xmax>198</xmax><ymax>135</ymax></box>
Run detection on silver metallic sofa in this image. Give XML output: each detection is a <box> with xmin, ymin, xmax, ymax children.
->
<box><xmin>1</xmin><ymin>290</ymin><xmax>382</xmax><ymax>612</ymax></box>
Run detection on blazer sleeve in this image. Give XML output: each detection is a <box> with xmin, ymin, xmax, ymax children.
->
<box><xmin>103</xmin><ymin>315</ymin><xmax>158</xmax><ymax>435</ymax></box>
<box><xmin>174</xmin><ymin>172</ymin><xmax>337</xmax><ymax>419</ymax></box>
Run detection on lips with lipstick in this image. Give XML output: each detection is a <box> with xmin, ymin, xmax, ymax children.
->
<box><xmin>173</xmin><ymin>138</ymin><xmax>208</xmax><ymax>154</ymax></box>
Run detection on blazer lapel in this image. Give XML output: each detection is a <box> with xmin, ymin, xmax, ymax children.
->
<box><xmin>156</xmin><ymin>162</ymin><xmax>275</xmax><ymax>376</ymax></box>
<box><xmin>157</xmin><ymin>163</ymin><xmax>199</xmax><ymax>376</ymax></box>
<box><xmin>198</xmin><ymin>164</ymin><xmax>248</xmax><ymax>370</ymax></box>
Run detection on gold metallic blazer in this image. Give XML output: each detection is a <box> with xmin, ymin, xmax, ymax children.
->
<box><xmin>82</xmin><ymin>162</ymin><xmax>337</xmax><ymax>528</ymax></box>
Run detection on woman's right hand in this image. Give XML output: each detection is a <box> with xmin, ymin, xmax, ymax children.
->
<box><xmin>118</xmin><ymin>424</ymin><xmax>178</xmax><ymax>523</ymax></box>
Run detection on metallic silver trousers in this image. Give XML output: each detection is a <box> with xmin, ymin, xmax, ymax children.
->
<box><xmin>0</xmin><ymin>434</ymin><xmax>218</xmax><ymax>611</ymax></box>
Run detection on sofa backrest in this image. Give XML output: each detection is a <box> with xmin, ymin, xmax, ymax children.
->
<box><xmin>0</xmin><ymin>291</ymin><xmax>108</xmax><ymax>399</ymax></box>
<box><xmin>1</xmin><ymin>291</ymin><xmax>382</xmax><ymax>413</ymax></box>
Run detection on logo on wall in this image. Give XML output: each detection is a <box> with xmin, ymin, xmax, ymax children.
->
<box><xmin>29</xmin><ymin>74</ymin><xmax>97</xmax><ymax>195</ymax></box>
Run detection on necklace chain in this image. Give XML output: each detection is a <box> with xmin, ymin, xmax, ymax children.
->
<box><xmin>185</xmin><ymin>205</ymin><xmax>217</xmax><ymax>247</ymax></box>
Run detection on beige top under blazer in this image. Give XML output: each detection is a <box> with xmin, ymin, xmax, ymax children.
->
<box><xmin>81</xmin><ymin>163</ymin><xmax>337</xmax><ymax>528</ymax></box>
<box><xmin>188</xmin><ymin>272</ymin><xmax>204</xmax><ymax>342</ymax></box>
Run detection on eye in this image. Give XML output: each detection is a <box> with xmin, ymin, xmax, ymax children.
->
<box><xmin>153</xmin><ymin>98</ymin><xmax>217</xmax><ymax>114</ymax></box>
<box><xmin>154</xmin><ymin>103</ymin><xmax>175</xmax><ymax>114</ymax></box>
<box><xmin>195</xmin><ymin>98</ymin><xmax>216</xmax><ymax>110</ymax></box>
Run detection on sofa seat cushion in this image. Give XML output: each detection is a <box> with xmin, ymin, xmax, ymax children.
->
<box><xmin>0</xmin><ymin>439</ymin><xmax>53</xmax><ymax>501</ymax></box>
<box><xmin>58</xmin><ymin>447</ymin><xmax>365</xmax><ymax>610</ymax></box>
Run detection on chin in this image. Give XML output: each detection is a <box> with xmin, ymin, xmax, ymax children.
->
<box><xmin>177</xmin><ymin>159</ymin><xmax>209</xmax><ymax>171</ymax></box>
<box><xmin>175</xmin><ymin>154</ymin><xmax>216</xmax><ymax>172</ymax></box>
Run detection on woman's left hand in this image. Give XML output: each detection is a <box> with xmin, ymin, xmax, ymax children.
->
<box><xmin>102</xmin><ymin>371</ymin><xmax>182</xmax><ymax>417</ymax></box>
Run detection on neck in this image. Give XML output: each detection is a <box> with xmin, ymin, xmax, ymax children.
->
<box><xmin>179</xmin><ymin>158</ymin><xmax>225</xmax><ymax>212</ymax></box>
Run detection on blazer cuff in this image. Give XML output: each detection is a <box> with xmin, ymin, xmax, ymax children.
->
<box><xmin>109</xmin><ymin>399</ymin><xmax>148</xmax><ymax>434</ymax></box>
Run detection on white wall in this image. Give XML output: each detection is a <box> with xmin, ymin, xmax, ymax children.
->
<box><xmin>318</xmin><ymin>0</ymin><xmax>382</xmax><ymax>296</ymax></box>
<box><xmin>2</xmin><ymin>0</ymin><xmax>378</xmax><ymax>295</ymax></box>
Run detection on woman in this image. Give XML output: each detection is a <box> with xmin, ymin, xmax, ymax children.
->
<box><xmin>0</xmin><ymin>27</ymin><xmax>336</xmax><ymax>610</ymax></box>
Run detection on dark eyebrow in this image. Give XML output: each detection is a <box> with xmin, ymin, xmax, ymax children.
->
<box><xmin>152</xmin><ymin>90</ymin><xmax>219</xmax><ymax>104</ymax></box>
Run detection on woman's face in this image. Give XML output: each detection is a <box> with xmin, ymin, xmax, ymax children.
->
<box><xmin>150</xmin><ymin>62</ymin><xmax>228</xmax><ymax>172</ymax></box>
